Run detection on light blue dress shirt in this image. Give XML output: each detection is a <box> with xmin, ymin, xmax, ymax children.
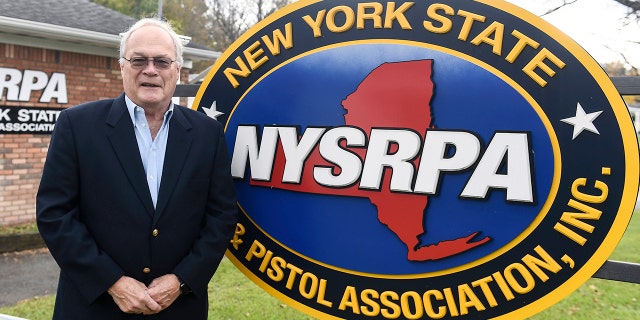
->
<box><xmin>125</xmin><ymin>96</ymin><xmax>173</xmax><ymax>208</ymax></box>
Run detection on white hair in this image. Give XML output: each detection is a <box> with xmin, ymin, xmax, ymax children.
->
<box><xmin>118</xmin><ymin>18</ymin><xmax>184</xmax><ymax>67</ymax></box>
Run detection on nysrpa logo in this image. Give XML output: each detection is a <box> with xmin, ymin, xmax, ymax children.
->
<box><xmin>194</xmin><ymin>1</ymin><xmax>639</xmax><ymax>319</ymax></box>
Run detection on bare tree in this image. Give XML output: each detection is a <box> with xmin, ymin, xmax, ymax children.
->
<box><xmin>536</xmin><ymin>0</ymin><xmax>639</xmax><ymax>17</ymax></box>
<box><xmin>540</xmin><ymin>0</ymin><xmax>579</xmax><ymax>16</ymax></box>
<box><xmin>613</xmin><ymin>0</ymin><xmax>640</xmax><ymax>14</ymax></box>
<box><xmin>206</xmin><ymin>0</ymin><xmax>292</xmax><ymax>51</ymax></box>
<box><xmin>253</xmin><ymin>0</ymin><xmax>291</xmax><ymax>21</ymax></box>
<box><xmin>207</xmin><ymin>0</ymin><xmax>249</xmax><ymax>51</ymax></box>
<box><xmin>526</xmin><ymin>0</ymin><xmax>640</xmax><ymax>71</ymax></box>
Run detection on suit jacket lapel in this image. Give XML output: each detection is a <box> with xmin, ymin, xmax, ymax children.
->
<box><xmin>154</xmin><ymin>106</ymin><xmax>193</xmax><ymax>222</ymax></box>
<box><xmin>105</xmin><ymin>94</ymin><xmax>155</xmax><ymax>216</ymax></box>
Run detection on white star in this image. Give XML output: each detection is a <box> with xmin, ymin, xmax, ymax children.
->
<box><xmin>560</xmin><ymin>103</ymin><xmax>603</xmax><ymax>140</ymax></box>
<box><xmin>202</xmin><ymin>101</ymin><xmax>224</xmax><ymax>120</ymax></box>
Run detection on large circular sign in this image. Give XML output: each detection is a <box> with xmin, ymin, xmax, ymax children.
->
<box><xmin>194</xmin><ymin>1</ymin><xmax>639</xmax><ymax>319</ymax></box>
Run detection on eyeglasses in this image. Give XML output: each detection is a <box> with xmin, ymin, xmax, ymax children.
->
<box><xmin>122</xmin><ymin>57</ymin><xmax>176</xmax><ymax>70</ymax></box>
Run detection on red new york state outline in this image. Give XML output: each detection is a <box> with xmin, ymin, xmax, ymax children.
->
<box><xmin>251</xmin><ymin>60</ymin><xmax>490</xmax><ymax>261</ymax></box>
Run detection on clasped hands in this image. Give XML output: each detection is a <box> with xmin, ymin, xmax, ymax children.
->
<box><xmin>107</xmin><ymin>274</ymin><xmax>181</xmax><ymax>315</ymax></box>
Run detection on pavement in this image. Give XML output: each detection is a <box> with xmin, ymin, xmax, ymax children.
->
<box><xmin>0</xmin><ymin>248</ymin><xmax>59</xmax><ymax>308</ymax></box>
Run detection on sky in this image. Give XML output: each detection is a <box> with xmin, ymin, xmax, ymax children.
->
<box><xmin>506</xmin><ymin>0</ymin><xmax>640</xmax><ymax>68</ymax></box>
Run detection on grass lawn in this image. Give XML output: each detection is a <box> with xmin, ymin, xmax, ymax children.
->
<box><xmin>2</xmin><ymin>213</ymin><xmax>639</xmax><ymax>319</ymax></box>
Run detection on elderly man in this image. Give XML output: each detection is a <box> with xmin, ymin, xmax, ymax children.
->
<box><xmin>36</xmin><ymin>18</ymin><xmax>238</xmax><ymax>319</ymax></box>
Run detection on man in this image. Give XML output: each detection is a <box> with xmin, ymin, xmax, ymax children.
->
<box><xmin>36</xmin><ymin>18</ymin><xmax>238</xmax><ymax>319</ymax></box>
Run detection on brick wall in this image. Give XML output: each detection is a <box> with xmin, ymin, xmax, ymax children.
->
<box><xmin>0</xmin><ymin>44</ymin><xmax>190</xmax><ymax>226</ymax></box>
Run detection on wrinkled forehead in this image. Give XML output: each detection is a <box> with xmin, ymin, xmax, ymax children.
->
<box><xmin>125</xmin><ymin>25</ymin><xmax>176</xmax><ymax>58</ymax></box>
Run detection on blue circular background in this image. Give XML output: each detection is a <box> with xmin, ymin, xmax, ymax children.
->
<box><xmin>226</xmin><ymin>43</ymin><xmax>555</xmax><ymax>275</ymax></box>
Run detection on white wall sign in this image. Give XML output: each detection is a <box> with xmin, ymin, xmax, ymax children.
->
<box><xmin>0</xmin><ymin>67</ymin><xmax>68</xmax><ymax>104</ymax></box>
<box><xmin>0</xmin><ymin>106</ymin><xmax>62</xmax><ymax>134</ymax></box>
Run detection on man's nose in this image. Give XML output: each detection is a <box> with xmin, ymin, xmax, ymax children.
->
<box><xmin>142</xmin><ymin>60</ymin><xmax>159</xmax><ymax>72</ymax></box>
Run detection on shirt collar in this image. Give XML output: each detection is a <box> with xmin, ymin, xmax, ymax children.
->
<box><xmin>124</xmin><ymin>95</ymin><xmax>174</xmax><ymax>126</ymax></box>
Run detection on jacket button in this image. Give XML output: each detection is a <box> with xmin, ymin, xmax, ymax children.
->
<box><xmin>152</xmin><ymin>229</ymin><xmax>159</xmax><ymax>237</ymax></box>
<box><xmin>143</xmin><ymin>268</ymin><xmax>151</xmax><ymax>274</ymax></box>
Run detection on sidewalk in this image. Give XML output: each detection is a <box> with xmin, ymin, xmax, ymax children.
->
<box><xmin>0</xmin><ymin>314</ymin><xmax>28</xmax><ymax>320</ymax></box>
<box><xmin>0</xmin><ymin>315</ymin><xmax>27</xmax><ymax>320</ymax></box>
<box><xmin>0</xmin><ymin>248</ymin><xmax>58</xmax><ymax>307</ymax></box>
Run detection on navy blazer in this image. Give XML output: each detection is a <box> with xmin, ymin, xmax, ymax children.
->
<box><xmin>36</xmin><ymin>94</ymin><xmax>238</xmax><ymax>319</ymax></box>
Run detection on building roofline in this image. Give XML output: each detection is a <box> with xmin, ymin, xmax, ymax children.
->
<box><xmin>0</xmin><ymin>16</ymin><xmax>220</xmax><ymax>61</ymax></box>
<box><xmin>1</xmin><ymin>16</ymin><xmax>117</xmax><ymax>46</ymax></box>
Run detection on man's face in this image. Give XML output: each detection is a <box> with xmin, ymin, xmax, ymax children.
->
<box><xmin>120</xmin><ymin>25</ymin><xmax>179</xmax><ymax>110</ymax></box>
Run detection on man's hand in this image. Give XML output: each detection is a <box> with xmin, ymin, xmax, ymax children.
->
<box><xmin>108</xmin><ymin>276</ymin><xmax>162</xmax><ymax>315</ymax></box>
<box><xmin>147</xmin><ymin>274</ymin><xmax>181</xmax><ymax>309</ymax></box>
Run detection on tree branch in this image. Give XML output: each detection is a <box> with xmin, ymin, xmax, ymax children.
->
<box><xmin>541</xmin><ymin>0</ymin><xmax>579</xmax><ymax>16</ymax></box>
